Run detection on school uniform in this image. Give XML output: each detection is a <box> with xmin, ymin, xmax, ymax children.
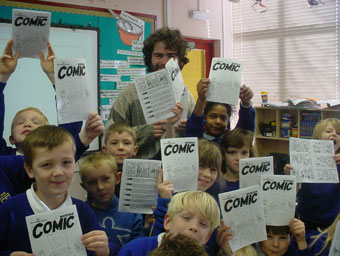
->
<box><xmin>90</xmin><ymin>195</ymin><xmax>144</xmax><ymax>253</ymax></box>
<box><xmin>149</xmin><ymin>197</ymin><xmax>220</xmax><ymax>256</ymax></box>
<box><xmin>0</xmin><ymin>139</ymin><xmax>87</xmax><ymax>206</ymax></box>
<box><xmin>0</xmin><ymin>184</ymin><xmax>118</xmax><ymax>255</ymax></box>
<box><xmin>117</xmin><ymin>233</ymin><xmax>164</xmax><ymax>256</ymax></box>
<box><xmin>0</xmin><ymin>155</ymin><xmax>29</xmax><ymax>204</ymax></box>
<box><xmin>296</xmin><ymin>165</ymin><xmax>340</xmax><ymax>230</ymax></box>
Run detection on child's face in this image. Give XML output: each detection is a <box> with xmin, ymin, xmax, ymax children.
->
<box><xmin>81</xmin><ymin>163</ymin><xmax>120</xmax><ymax>209</ymax></box>
<box><xmin>197</xmin><ymin>166</ymin><xmax>218</xmax><ymax>192</ymax></box>
<box><xmin>102</xmin><ymin>132</ymin><xmax>138</xmax><ymax>165</ymax></box>
<box><xmin>10</xmin><ymin>110</ymin><xmax>46</xmax><ymax>145</ymax></box>
<box><xmin>260</xmin><ymin>233</ymin><xmax>290</xmax><ymax>256</ymax></box>
<box><xmin>225</xmin><ymin>146</ymin><xmax>250</xmax><ymax>175</ymax></box>
<box><xmin>25</xmin><ymin>141</ymin><xmax>75</xmax><ymax>203</ymax></box>
<box><xmin>205</xmin><ymin>105</ymin><xmax>229</xmax><ymax>137</ymax></box>
<box><xmin>321</xmin><ymin>123</ymin><xmax>340</xmax><ymax>152</ymax></box>
<box><xmin>164</xmin><ymin>207</ymin><xmax>211</xmax><ymax>245</ymax></box>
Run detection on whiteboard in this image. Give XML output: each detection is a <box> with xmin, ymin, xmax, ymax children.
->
<box><xmin>0</xmin><ymin>22</ymin><xmax>99</xmax><ymax>151</ymax></box>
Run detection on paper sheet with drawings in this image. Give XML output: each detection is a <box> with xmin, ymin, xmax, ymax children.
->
<box><xmin>12</xmin><ymin>9</ymin><xmax>51</xmax><ymax>59</ymax></box>
<box><xmin>239</xmin><ymin>156</ymin><xmax>274</xmax><ymax>189</ymax></box>
<box><xmin>206</xmin><ymin>58</ymin><xmax>243</xmax><ymax>105</ymax></box>
<box><xmin>260</xmin><ymin>174</ymin><xmax>296</xmax><ymax>226</ymax></box>
<box><xmin>218</xmin><ymin>185</ymin><xmax>267</xmax><ymax>252</ymax></box>
<box><xmin>26</xmin><ymin>204</ymin><xmax>87</xmax><ymax>256</ymax></box>
<box><xmin>118</xmin><ymin>159</ymin><xmax>161</xmax><ymax>214</ymax></box>
<box><xmin>134</xmin><ymin>68</ymin><xmax>177</xmax><ymax>124</ymax></box>
<box><xmin>161</xmin><ymin>137</ymin><xmax>199</xmax><ymax>193</ymax></box>
<box><xmin>54</xmin><ymin>58</ymin><xmax>92</xmax><ymax>124</ymax></box>
<box><xmin>329</xmin><ymin>221</ymin><xmax>340</xmax><ymax>256</ymax></box>
<box><xmin>289</xmin><ymin>137</ymin><xmax>339</xmax><ymax>183</ymax></box>
<box><xmin>165</xmin><ymin>58</ymin><xmax>185</xmax><ymax>102</ymax></box>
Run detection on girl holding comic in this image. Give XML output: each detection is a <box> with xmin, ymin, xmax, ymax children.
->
<box><xmin>284</xmin><ymin>118</ymin><xmax>340</xmax><ymax>232</ymax></box>
<box><xmin>185</xmin><ymin>78</ymin><xmax>255</xmax><ymax>143</ymax></box>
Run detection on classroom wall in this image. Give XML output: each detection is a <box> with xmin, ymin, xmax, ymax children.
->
<box><xmin>41</xmin><ymin>0</ymin><xmax>233</xmax><ymax>58</ymax></box>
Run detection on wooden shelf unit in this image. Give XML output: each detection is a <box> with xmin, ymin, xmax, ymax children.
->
<box><xmin>254</xmin><ymin>106</ymin><xmax>340</xmax><ymax>156</ymax></box>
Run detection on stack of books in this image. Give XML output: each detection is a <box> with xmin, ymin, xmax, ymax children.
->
<box><xmin>300</xmin><ymin>112</ymin><xmax>321</xmax><ymax>139</ymax></box>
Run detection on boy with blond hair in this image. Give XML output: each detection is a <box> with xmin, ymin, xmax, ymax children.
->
<box><xmin>118</xmin><ymin>191</ymin><xmax>220</xmax><ymax>256</ymax></box>
<box><xmin>79</xmin><ymin>151</ymin><xmax>144</xmax><ymax>254</ymax></box>
<box><xmin>0</xmin><ymin>125</ymin><xmax>113</xmax><ymax>255</ymax></box>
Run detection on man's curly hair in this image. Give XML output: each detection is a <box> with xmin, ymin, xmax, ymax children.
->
<box><xmin>143</xmin><ymin>27</ymin><xmax>189</xmax><ymax>72</ymax></box>
<box><xmin>148</xmin><ymin>234</ymin><xmax>208</xmax><ymax>256</ymax></box>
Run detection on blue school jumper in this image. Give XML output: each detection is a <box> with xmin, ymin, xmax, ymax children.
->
<box><xmin>90</xmin><ymin>196</ymin><xmax>144</xmax><ymax>253</ymax></box>
<box><xmin>117</xmin><ymin>234</ymin><xmax>160</xmax><ymax>256</ymax></box>
<box><xmin>0</xmin><ymin>191</ymin><xmax>118</xmax><ymax>255</ymax></box>
<box><xmin>296</xmin><ymin>165</ymin><xmax>340</xmax><ymax>229</ymax></box>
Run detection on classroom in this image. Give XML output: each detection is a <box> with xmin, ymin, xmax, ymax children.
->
<box><xmin>0</xmin><ymin>0</ymin><xmax>339</xmax><ymax>255</ymax></box>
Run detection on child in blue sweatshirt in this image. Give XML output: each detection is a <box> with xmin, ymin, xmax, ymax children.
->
<box><xmin>284</xmin><ymin>118</ymin><xmax>340</xmax><ymax>231</ymax></box>
<box><xmin>79</xmin><ymin>151</ymin><xmax>144</xmax><ymax>255</ymax></box>
<box><xmin>118</xmin><ymin>191</ymin><xmax>220</xmax><ymax>256</ymax></box>
<box><xmin>0</xmin><ymin>125</ymin><xmax>113</xmax><ymax>255</ymax></box>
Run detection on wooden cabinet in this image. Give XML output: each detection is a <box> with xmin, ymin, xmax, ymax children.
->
<box><xmin>254</xmin><ymin>106</ymin><xmax>340</xmax><ymax>156</ymax></box>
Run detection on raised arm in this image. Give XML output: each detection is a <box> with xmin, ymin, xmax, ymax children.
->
<box><xmin>235</xmin><ymin>84</ymin><xmax>255</xmax><ymax>132</ymax></box>
<box><xmin>39</xmin><ymin>42</ymin><xmax>56</xmax><ymax>85</ymax></box>
<box><xmin>185</xmin><ymin>79</ymin><xmax>210</xmax><ymax>138</ymax></box>
<box><xmin>0</xmin><ymin>40</ymin><xmax>20</xmax><ymax>83</ymax></box>
<box><xmin>0</xmin><ymin>40</ymin><xmax>20</xmax><ymax>156</ymax></box>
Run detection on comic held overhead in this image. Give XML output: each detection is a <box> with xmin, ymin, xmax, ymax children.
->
<box><xmin>206</xmin><ymin>58</ymin><xmax>243</xmax><ymax>105</ymax></box>
<box><xmin>12</xmin><ymin>9</ymin><xmax>51</xmax><ymax>58</ymax></box>
<box><xmin>260</xmin><ymin>174</ymin><xmax>296</xmax><ymax>226</ymax></box>
<box><xmin>118</xmin><ymin>159</ymin><xmax>161</xmax><ymax>214</ymax></box>
<box><xmin>218</xmin><ymin>185</ymin><xmax>267</xmax><ymax>252</ymax></box>
<box><xmin>54</xmin><ymin>58</ymin><xmax>92</xmax><ymax>124</ymax></box>
<box><xmin>161</xmin><ymin>137</ymin><xmax>199</xmax><ymax>193</ymax></box>
<box><xmin>26</xmin><ymin>205</ymin><xmax>87</xmax><ymax>256</ymax></box>
<box><xmin>239</xmin><ymin>156</ymin><xmax>274</xmax><ymax>189</ymax></box>
<box><xmin>289</xmin><ymin>137</ymin><xmax>339</xmax><ymax>183</ymax></box>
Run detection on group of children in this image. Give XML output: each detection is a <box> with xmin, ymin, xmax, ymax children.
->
<box><xmin>0</xmin><ymin>37</ymin><xmax>339</xmax><ymax>256</ymax></box>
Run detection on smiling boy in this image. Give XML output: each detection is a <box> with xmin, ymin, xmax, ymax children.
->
<box><xmin>0</xmin><ymin>126</ymin><xmax>112</xmax><ymax>255</ymax></box>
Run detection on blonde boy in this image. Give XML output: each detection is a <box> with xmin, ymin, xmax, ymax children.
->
<box><xmin>0</xmin><ymin>126</ymin><xmax>111</xmax><ymax>255</ymax></box>
<box><xmin>79</xmin><ymin>151</ymin><xmax>143</xmax><ymax>254</ymax></box>
<box><xmin>118</xmin><ymin>191</ymin><xmax>220</xmax><ymax>256</ymax></box>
